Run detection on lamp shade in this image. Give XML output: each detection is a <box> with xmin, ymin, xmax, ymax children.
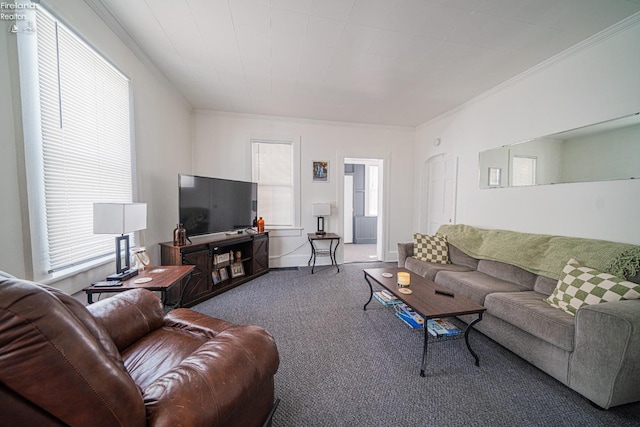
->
<box><xmin>93</xmin><ymin>203</ymin><xmax>147</xmax><ymax>234</ymax></box>
<box><xmin>312</xmin><ymin>203</ymin><xmax>331</xmax><ymax>217</ymax></box>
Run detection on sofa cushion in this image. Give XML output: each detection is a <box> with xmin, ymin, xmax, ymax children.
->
<box><xmin>435</xmin><ymin>270</ymin><xmax>528</xmax><ymax>305</ymax></box>
<box><xmin>485</xmin><ymin>291</ymin><xmax>575</xmax><ymax>351</ymax></box>
<box><xmin>534</xmin><ymin>275</ymin><xmax>558</xmax><ymax>296</ymax></box>
<box><xmin>477</xmin><ymin>259</ymin><xmax>537</xmax><ymax>290</ymax></box>
<box><xmin>413</xmin><ymin>233</ymin><xmax>449</xmax><ymax>264</ymax></box>
<box><xmin>448</xmin><ymin>244</ymin><xmax>479</xmax><ymax>269</ymax></box>
<box><xmin>404</xmin><ymin>256</ymin><xmax>471</xmax><ymax>281</ymax></box>
<box><xmin>545</xmin><ymin>258</ymin><xmax>640</xmax><ymax>316</ymax></box>
<box><xmin>88</xmin><ymin>288</ymin><xmax>165</xmax><ymax>352</ymax></box>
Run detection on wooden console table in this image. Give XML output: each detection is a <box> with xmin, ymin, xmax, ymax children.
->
<box><xmin>84</xmin><ymin>265</ymin><xmax>194</xmax><ymax>308</ymax></box>
<box><xmin>160</xmin><ymin>231</ymin><xmax>270</xmax><ymax>307</ymax></box>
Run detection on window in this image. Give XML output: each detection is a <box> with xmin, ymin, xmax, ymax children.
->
<box><xmin>512</xmin><ymin>156</ymin><xmax>537</xmax><ymax>187</ymax></box>
<box><xmin>251</xmin><ymin>139</ymin><xmax>300</xmax><ymax>229</ymax></box>
<box><xmin>20</xmin><ymin>6</ymin><xmax>133</xmax><ymax>280</ymax></box>
<box><xmin>366</xmin><ymin>164</ymin><xmax>379</xmax><ymax>216</ymax></box>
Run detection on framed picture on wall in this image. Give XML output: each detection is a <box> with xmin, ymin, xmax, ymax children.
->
<box><xmin>313</xmin><ymin>161</ymin><xmax>329</xmax><ymax>183</ymax></box>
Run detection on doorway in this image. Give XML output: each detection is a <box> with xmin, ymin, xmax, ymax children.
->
<box><xmin>343</xmin><ymin>158</ymin><xmax>383</xmax><ymax>263</ymax></box>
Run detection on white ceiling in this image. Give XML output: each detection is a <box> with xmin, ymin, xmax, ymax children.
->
<box><xmin>94</xmin><ymin>0</ymin><xmax>640</xmax><ymax>127</ymax></box>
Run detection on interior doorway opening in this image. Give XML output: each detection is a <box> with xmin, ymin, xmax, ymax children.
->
<box><xmin>343</xmin><ymin>158</ymin><xmax>383</xmax><ymax>263</ymax></box>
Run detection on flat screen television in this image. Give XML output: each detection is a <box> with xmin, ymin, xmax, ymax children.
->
<box><xmin>178</xmin><ymin>174</ymin><xmax>257</xmax><ymax>237</ymax></box>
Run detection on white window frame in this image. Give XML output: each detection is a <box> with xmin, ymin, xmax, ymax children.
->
<box><xmin>251</xmin><ymin>136</ymin><xmax>301</xmax><ymax>236</ymax></box>
<box><xmin>17</xmin><ymin>5</ymin><xmax>135</xmax><ymax>283</ymax></box>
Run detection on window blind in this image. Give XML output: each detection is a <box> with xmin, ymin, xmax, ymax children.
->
<box><xmin>35</xmin><ymin>8</ymin><xmax>133</xmax><ymax>273</ymax></box>
<box><xmin>252</xmin><ymin>141</ymin><xmax>294</xmax><ymax>227</ymax></box>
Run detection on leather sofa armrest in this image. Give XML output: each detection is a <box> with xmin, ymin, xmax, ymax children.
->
<box><xmin>163</xmin><ymin>308</ymin><xmax>238</xmax><ymax>337</ymax></box>
<box><xmin>398</xmin><ymin>242</ymin><xmax>413</xmax><ymax>267</ymax></box>
<box><xmin>143</xmin><ymin>323</ymin><xmax>280</xmax><ymax>426</ymax></box>
<box><xmin>87</xmin><ymin>288</ymin><xmax>165</xmax><ymax>351</ymax></box>
<box><xmin>570</xmin><ymin>299</ymin><xmax>640</xmax><ymax>409</ymax></box>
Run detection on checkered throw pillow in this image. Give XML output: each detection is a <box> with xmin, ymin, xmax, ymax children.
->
<box><xmin>413</xmin><ymin>233</ymin><xmax>449</xmax><ymax>264</ymax></box>
<box><xmin>545</xmin><ymin>258</ymin><xmax>640</xmax><ymax>316</ymax></box>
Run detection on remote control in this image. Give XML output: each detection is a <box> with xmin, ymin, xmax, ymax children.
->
<box><xmin>92</xmin><ymin>281</ymin><xmax>122</xmax><ymax>287</ymax></box>
<box><xmin>435</xmin><ymin>289</ymin><xmax>454</xmax><ymax>297</ymax></box>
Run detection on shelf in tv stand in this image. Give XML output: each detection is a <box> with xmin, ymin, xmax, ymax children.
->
<box><xmin>159</xmin><ymin>231</ymin><xmax>269</xmax><ymax>307</ymax></box>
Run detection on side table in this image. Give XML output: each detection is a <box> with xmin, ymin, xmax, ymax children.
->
<box><xmin>84</xmin><ymin>265</ymin><xmax>194</xmax><ymax>308</ymax></box>
<box><xmin>307</xmin><ymin>233</ymin><xmax>340</xmax><ymax>274</ymax></box>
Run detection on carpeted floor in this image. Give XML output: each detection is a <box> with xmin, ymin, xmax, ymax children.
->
<box><xmin>192</xmin><ymin>262</ymin><xmax>640</xmax><ymax>427</ymax></box>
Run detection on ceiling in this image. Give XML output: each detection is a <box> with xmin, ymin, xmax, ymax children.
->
<box><xmin>94</xmin><ymin>0</ymin><xmax>640</xmax><ymax>127</ymax></box>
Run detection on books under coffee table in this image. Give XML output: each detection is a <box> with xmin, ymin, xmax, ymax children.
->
<box><xmin>363</xmin><ymin>267</ymin><xmax>486</xmax><ymax>377</ymax></box>
<box><xmin>427</xmin><ymin>318</ymin><xmax>461</xmax><ymax>337</ymax></box>
<box><xmin>381</xmin><ymin>298</ymin><xmax>462</xmax><ymax>337</ymax></box>
<box><xmin>373</xmin><ymin>289</ymin><xmax>402</xmax><ymax>306</ymax></box>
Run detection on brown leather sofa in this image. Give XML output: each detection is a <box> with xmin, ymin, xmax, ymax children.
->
<box><xmin>0</xmin><ymin>272</ymin><xmax>280</xmax><ymax>426</ymax></box>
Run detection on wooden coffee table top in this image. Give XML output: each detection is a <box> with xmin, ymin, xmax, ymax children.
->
<box><xmin>364</xmin><ymin>267</ymin><xmax>485</xmax><ymax>319</ymax></box>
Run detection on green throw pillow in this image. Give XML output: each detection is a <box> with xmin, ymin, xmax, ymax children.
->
<box><xmin>545</xmin><ymin>258</ymin><xmax>640</xmax><ymax>316</ymax></box>
<box><xmin>413</xmin><ymin>233</ymin><xmax>449</xmax><ymax>264</ymax></box>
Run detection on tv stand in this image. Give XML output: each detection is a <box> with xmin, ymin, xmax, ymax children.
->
<box><xmin>160</xmin><ymin>231</ymin><xmax>269</xmax><ymax>307</ymax></box>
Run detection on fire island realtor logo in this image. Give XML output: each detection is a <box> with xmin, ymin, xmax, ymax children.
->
<box><xmin>2</xmin><ymin>1</ymin><xmax>38</xmax><ymax>34</ymax></box>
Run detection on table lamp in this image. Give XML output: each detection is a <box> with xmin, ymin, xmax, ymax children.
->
<box><xmin>94</xmin><ymin>202</ymin><xmax>147</xmax><ymax>281</ymax></box>
<box><xmin>312</xmin><ymin>203</ymin><xmax>330</xmax><ymax>235</ymax></box>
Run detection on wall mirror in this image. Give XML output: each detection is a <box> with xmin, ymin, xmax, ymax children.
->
<box><xmin>479</xmin><ymin>112</ymin><xmax>640</xmax><ymax>189</ymax></box>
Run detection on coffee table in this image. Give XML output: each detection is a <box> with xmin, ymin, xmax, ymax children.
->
<box><xmin>363</xmin><ymin>267</ymin><xmax>486</xmax><ymax>377</ymax></box>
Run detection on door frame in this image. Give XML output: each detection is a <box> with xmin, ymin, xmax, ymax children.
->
<box><xmin>338</xmin><ymin>152</ymin><xmax>390</xmax><ymax>263</ymax></box>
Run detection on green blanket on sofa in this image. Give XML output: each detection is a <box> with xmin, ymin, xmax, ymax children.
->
<box><xmin>437</xmin><ymin>224</ymin><xmax>640</xmax><ymax>280</ymax></box>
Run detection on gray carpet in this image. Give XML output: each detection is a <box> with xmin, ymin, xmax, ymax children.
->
<box><xmin>192</xmin><ymin>262</ymin><xmax>640</xmax><ymax>426</ymax></box>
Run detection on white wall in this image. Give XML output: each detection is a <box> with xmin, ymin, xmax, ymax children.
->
<box><xmin>0</xmin><ymin>1</ymin><xmax>193</xmax><ymax>295</ymax></box>
<box><xmin>192</xmin><ymin>111</ymin><xmax>415</xmax><ymax>267</ymax></box>
<box><xmin>415</xmin><ymin>18</ymin><xmax>640</xmax><ymax>245</ymax></box>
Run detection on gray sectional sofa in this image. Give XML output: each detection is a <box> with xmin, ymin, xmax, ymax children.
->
<box><xmin>398</xmin><ymin>225</ymin><xmax>640</xmax><ymax>409</ymax></box>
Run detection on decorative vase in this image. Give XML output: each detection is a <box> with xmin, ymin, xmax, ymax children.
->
<box><xmin>257</xmin><ymin>217</ymin><xmax>265</xmax><ymax>233</ymax></box>
<box><xmin>173</xmin><ymin>223</ymin><xmax>186</xmax><ymax>246</ymax></box>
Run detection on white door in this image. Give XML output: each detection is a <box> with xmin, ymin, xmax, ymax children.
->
<box><xmin>424</xmin><ymin>154</ymin><xmax>458</xmax><ymax>234</ymax></box>
<box><xmin>343</xmin><ymin>175</ymin><xmax>354</xmax><ymax>243</ymax></box>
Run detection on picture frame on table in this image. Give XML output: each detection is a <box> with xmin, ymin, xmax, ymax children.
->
<box><xmin>219</xmin><ymin>267</ymin><xmax>229</xmax><ymax>281</ymax></box>
<box><xmin>212</xmin><ymin>269</ymin><xmax>221</xmax><ymax>285</ymax></box>
<box><xmin>230</xmin><ymin>262</ymin><xmax>245</xmax><ymax>278</ymax></box>
<box><xmin>312</xmin><ymin>161</ymin><xmax>329</xmax><ymax>183</ymax></box>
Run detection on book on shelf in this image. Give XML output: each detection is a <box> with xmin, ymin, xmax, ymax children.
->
<box><xmin>426</xmin><ymin>318</ymin><xmax>461</xmax><ymax>337</ymax></box>
<box><xmin>394</xmin><ymin>303</ymin><xmax>424</xmax><ymax>329</ymax></box>
<box><xmin>374</xmin><ymin>290</ymin><xmax>401</xmax><ymax>306</ymax></box>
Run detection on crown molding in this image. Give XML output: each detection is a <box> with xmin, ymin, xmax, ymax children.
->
<box><xmin>193</xmin><ymin>109</ymin><xmax>416</xmax><ymax>132</ymax></box>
